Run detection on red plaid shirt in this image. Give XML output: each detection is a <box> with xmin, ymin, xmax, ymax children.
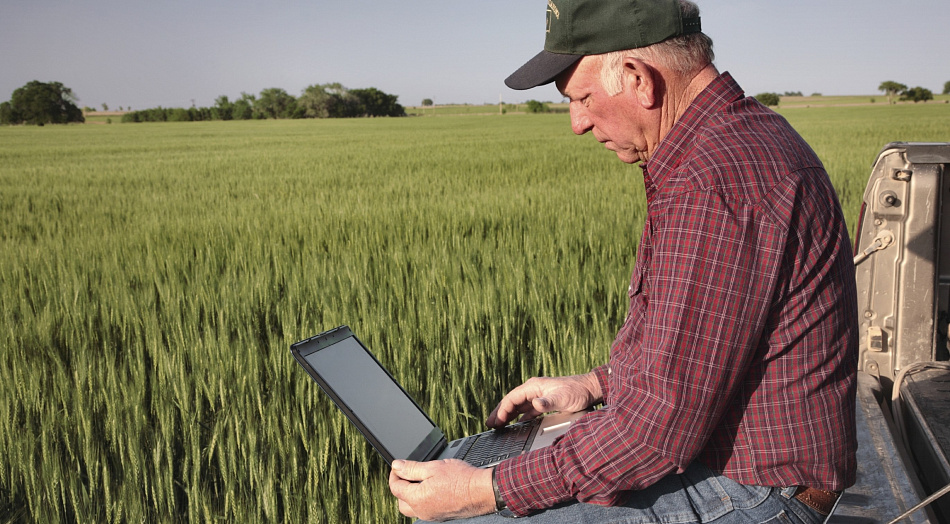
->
<box><xmin>495</xmin><ymin>73</ymin><xmax>858</xmax><ymax>516</ymax></box>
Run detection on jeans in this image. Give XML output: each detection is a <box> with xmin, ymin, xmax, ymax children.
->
<box><xmin>423</xmin><ymin>462</ymin><xmax>825</xmax><ymax>524</ymax></box>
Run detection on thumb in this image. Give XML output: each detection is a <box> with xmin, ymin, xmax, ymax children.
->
<box><xmin>391</xmin><ymin>460</ymin><xmax>427</xmax><ymax>481</ymax></box>
<box><xmin>532</xmin><ymin>397</ymin><xmax>552</xmax><ymax>412</ymax></box>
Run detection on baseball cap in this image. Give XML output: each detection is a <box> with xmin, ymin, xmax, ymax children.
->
<box><xmin>505</xmin><ymin>0</ymin><xmax>702</xmax><ymax>90</ymax></box>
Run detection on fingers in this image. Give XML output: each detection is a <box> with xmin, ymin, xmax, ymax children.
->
<box><xmin>486</xmin><ymin>375</ymin><xmax>601</xmax><ymax>428</ymax></box>
<box><xmin>486</xmin><ymin>403</ymin><xmax>510</xmax><ymax>428</ymax></box>
<box><xmin>491</xmin><ymin>385</ymin><xmax>538</xmax><ymax>426</ymax></box>
<box><xmin>391</xmin><ymin>476</ymin><xmax>418</xmax><ymax>518</ymax></box>
<box><xmin>397</xmin><ymin>498</ymin><xmax>416</xmax><ymax>519</ymax></box>
<box><xmin>389</xmin><ymin>462</ymin><xmax>421</xmax><ymax>518</ymax></box>
<box><xmin>486</xmin><ymin>378</ymin><xmax>553</xmax><ymax>428</ymax></box>
<box><xmin>486</xmin><ymin>391</ymin><xmax>540</xmax><ymax>428</ymax></box>
<box><xmin>487</xmin><ymin>405</ymin><xmax>542</xmax><ymax>428</ymax></box>
<box><xmin>389</xmin><ymin>460</ymin><xmax>489</xmax><ymax>521</ymax></box>
<box><xmin>388</xmin><ymin>461</ymin><xmax>418</xmax><ymax>502</ymax></box>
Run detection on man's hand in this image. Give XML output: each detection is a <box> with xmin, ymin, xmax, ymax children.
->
<box><xmin>388</xmin><ymin>459</ymin><xmax>496</xmax><ymax>521</ymax></box>
<box><xmin>486</xmin><ymin>372</ymin><xmax>603</xmax><ymax>429</ymax></box>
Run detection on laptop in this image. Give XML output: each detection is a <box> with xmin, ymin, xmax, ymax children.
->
<box><xmin>290</xmin><ymin>325</ymin><xmax>587</xmax><ymax>467</ymax></box>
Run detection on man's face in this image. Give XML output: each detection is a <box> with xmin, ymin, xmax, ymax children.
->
<box><xmin>556</xmin><ymin>56</ymin><xmax>649</xmax><ymax>164</ymax></box>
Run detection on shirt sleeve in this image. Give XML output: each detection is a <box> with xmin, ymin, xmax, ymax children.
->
<box><xmin>591</xmin><ymin>364</ymin><xmax>610</xmax><ymax>399</ymax></box>
<box><xmin>496</xmin><ymin>185</ymin><xmax>788</xmax><ymax>516</ymax></box>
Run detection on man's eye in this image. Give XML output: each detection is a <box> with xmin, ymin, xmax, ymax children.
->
<box><xmin>570</xmin><ymin>96</ymin><xmax>590</xmax><ymax>108</ymax></box>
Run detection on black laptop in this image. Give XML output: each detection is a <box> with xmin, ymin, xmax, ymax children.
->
<box><xmin>290</xmin><ymin>325</ymin><xmax>586</xmax><ymax>467</ymax></box>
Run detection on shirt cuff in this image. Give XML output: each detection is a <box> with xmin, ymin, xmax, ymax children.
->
<box><xmin>592</xmin><ymin>364</ymin><xmax>610</xmax><ymax>401</ymax></box>
<box><xmin>494</xmin><ymin>447</ymin><xmax>571</xmax><ymax>516</ymax></box>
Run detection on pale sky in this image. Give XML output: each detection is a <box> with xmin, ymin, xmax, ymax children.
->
<box><xmin>1</xmin><ymin>0</ymin><xmax>948</xmax><ymax>110</ymax></box>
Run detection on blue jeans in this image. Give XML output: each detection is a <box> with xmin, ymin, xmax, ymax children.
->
<box><xmin>424</xmin><ymin>462</ymin><xmax>825</xmax><ymax>524</ymax></box>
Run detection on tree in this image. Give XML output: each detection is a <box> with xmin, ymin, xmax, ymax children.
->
<box><xmin>231</xmin><ymin>92</ymin><xmax>256</xmax><ymax>120</ymax></box>
<box><xmin>256</xmin><ymin>87</ymin><xmax>296</xmax><ymax>119</ymax></box>
<box><xmin>212</xmin><ymin>95</ymin><xmax>233</xmax><ymax>120</ymax></box>
<box><xmin>0</xmin><ymin>102</ymin><xmax>17</xmax><ymax>125</ymax></box>
<box><xmin>324</xmin><ymin>83</ymin><xmax>361</xmax><ymax>117</ymax></box>
<box><xmin>943</xmin><ymin>81</ymin><xmax>950</xmax><ymax>95</ymax></box>
<box><xmin>753</xmin><ymin>92</ymin><xmax>780</xmax><ymax>107</ymax></box>
<box><xmin>350</xmin><ymin>87</ymin><xmax>405</xmax><ymax>117</ymax></box>
<box><xmin>525</xmin><ymin>100</ymin><xmax>550</xmax><ymax>113</ymax></box>
<box><xmin>901</xmin><ymin>86</ymin><xmax>933</xmax><ymax>103</ymax></box>
<box><xmin>297</xmin><ymin>84</ymin><xmax>334</xmax><ymax>118</ymax></box>
<box><xmin>298</xmin><ymin>83</ymin><xmax>359</xmax><ymax>118</ymax></box>
<box><xmin>168</xmin><ymin>107</ymin><xmax>191</xmax><ymax>122</ymax></box>
<box><xmin>1</xmin><ymin>80</ymin><xmax>84</xmax><ymax>125</ymax></box>
<box><xmin>421</xmin><ymin>98</ymin><xmax>434</xmax><ymax>107</ymax></box>
<box><xmin>102</xmin><ymin>103</ymin><xmax>109</xmax><ymax>111</ymax></box>
<box><xmin>878</xmin><ymin>81</ymin><xmax>907</xmax><ymax>105</ymax></box>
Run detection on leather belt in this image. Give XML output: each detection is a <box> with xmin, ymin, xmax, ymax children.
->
<box><xmin>793</xmin><ymin>486</ymin><xmax>841</xmax><ymax>516</ymax></box>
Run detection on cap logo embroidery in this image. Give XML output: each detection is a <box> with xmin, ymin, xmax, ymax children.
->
<box><xmin>546</xmin><ymin>0</ymin><xmax>559</xmax><ymax>33</ymax></box>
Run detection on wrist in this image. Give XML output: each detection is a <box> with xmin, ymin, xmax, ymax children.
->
<box><xmin>470</xmin><ymin>466</ymin><xmax>498</xmax><ymax>516</ymax></box>
<box><xmin>584</xmin><ymin>369</ymin><xmax>605</xmax><ymax>405</ymax></box>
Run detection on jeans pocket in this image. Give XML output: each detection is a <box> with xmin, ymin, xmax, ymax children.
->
<box><xmin>684</xmin><ymin>461</ymin><xmax>773</xmax><ymax>512</ymax></box>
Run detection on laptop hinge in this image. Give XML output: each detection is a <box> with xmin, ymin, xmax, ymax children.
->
<box><xmin>409</xmin><ymin>427</ymin><xmax>446</xmax><ymax>462</ymax></box>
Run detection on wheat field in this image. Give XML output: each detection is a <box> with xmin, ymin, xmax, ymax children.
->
<box><xmin>1</xmin><ymin>103</ymin><xmax>948</xmax><ymax>522</ymax></box>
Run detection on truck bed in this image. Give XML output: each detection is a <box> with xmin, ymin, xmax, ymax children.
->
<box><xmin>831</xmin><ymin>372</ymin><xmax>935</xmax><ymax>523</ymax></box>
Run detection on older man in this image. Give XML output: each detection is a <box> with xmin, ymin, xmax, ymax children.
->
<box><xmin>389</xmin><ymin>1</ymin><xmax>857</xmax><ymax>522</ymax></box>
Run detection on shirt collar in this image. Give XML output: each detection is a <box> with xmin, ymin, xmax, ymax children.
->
<box><xmin>641</xmin><ymin>72</ymin><xmax>745</xmax><ymax>203</ymax></box>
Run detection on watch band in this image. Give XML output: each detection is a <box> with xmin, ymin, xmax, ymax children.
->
<box><xmin>491</xmin><ymin>468</ymin><xmax>507</xmax><ymax>511</ymax></box>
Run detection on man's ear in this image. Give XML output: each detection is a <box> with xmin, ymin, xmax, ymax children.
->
<box><xmin>622</xmin><ymin>57</ymin><xmax>658</xmax><ymax>108</ymax></box>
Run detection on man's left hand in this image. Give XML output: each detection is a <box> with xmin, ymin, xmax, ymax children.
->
<box><xmin>389</xmin><ymin>459</ymin><xmax>497</xmax><ymax>521</ymax></box>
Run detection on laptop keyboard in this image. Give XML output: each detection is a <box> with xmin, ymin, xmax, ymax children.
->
<box><xmin>456</xmin><ymin>418</ymin><xmax>541</xmax><ymax>467</ymax></box>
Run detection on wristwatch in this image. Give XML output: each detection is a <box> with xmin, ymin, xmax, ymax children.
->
<box><xmin>491</xmin><ymin>468</ymin><xmax>507</xmax><ymax>512</ymax></box>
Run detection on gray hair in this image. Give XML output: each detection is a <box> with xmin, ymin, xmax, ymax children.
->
<box><xmin>600</xmin><ymin>0</ymin><xmax>715</xmax><ymax>95</ymax></box>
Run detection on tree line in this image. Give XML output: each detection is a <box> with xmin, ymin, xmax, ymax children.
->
<box><xmin>1</xmin><ymin>81</ymin><xmax>405</xmax><ymax>125</ymax></box>
<box><xmin>122</xmin><ymin>83</ymin><xmax>405</xmax><ymax>122</ymax></box>
<box><xmin>751</xmin><ymin>80</ymin><xmax>947</xmax><ymax>108</ymax></box>
<box><xmin>878</xmin><ymin>81</ymin><xmax>940</xmax><ymax>104</ymax></box>
<box><xmin>4</xmin><ymin>79</ymin><xmax>948</xmax><ymax>126</ymax></box>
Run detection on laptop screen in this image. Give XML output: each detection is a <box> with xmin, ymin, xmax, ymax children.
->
<box><xmin>301</xmin><ymin>335</ymin><xmax>436</xmax><ymax>461</ymax></box>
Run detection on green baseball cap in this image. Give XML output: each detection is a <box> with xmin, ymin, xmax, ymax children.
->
<box><xmin>505</xmin><ymin>0</ymin><xmax>702</xmax><ymax>90</ymax></box>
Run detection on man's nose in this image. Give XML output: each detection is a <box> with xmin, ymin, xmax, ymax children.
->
<box><xmin>569</xmin><ymin>103</ymin><xmax>592</xmax><ymax>135</ymax></box>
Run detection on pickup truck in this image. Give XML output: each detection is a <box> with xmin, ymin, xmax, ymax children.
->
<box><xmin>834</xmin><ymin>142</ymin><xmax>950</xmax><ymax>523</ymax></box>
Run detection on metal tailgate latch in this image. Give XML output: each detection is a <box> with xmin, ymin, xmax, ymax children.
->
<box><xmin>853</xmin><ymin>230</ymin><xmax>895</xmax><ymax>266</ymax></box>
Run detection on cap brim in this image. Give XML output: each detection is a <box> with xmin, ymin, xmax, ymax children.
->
<box><xmin>505</xmin><ymin>51</ymin><xmax>583</xmax><ymax>90</ymax></box>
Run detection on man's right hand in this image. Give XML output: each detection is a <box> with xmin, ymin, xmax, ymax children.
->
<box><xmin>486</xmin><ymin>372</ymin><xmax>603</xmax><ymax>429</ymax></box>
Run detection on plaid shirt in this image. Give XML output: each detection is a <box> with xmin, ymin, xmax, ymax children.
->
<box><xmin>496</xmin><ymin>73</ymin><xmax>858</xmax><ymax>516</ymax></box>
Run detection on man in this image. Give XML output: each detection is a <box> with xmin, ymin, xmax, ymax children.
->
<box><xmin>389</xmin><ymin>1</ymin><xmax>858</xmax><ymax>522</ymax></box>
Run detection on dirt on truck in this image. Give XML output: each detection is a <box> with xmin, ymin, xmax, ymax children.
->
<box><xmin>834</xmin><ymin>142</ymin><xmax>950</xmax><ymax>523</ymax></box>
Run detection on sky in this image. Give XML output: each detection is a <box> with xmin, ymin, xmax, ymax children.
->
<box><xmin>2</xmin><ymin>0</ymin><xmax>948</xmax><ymax>111</ymax></box>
